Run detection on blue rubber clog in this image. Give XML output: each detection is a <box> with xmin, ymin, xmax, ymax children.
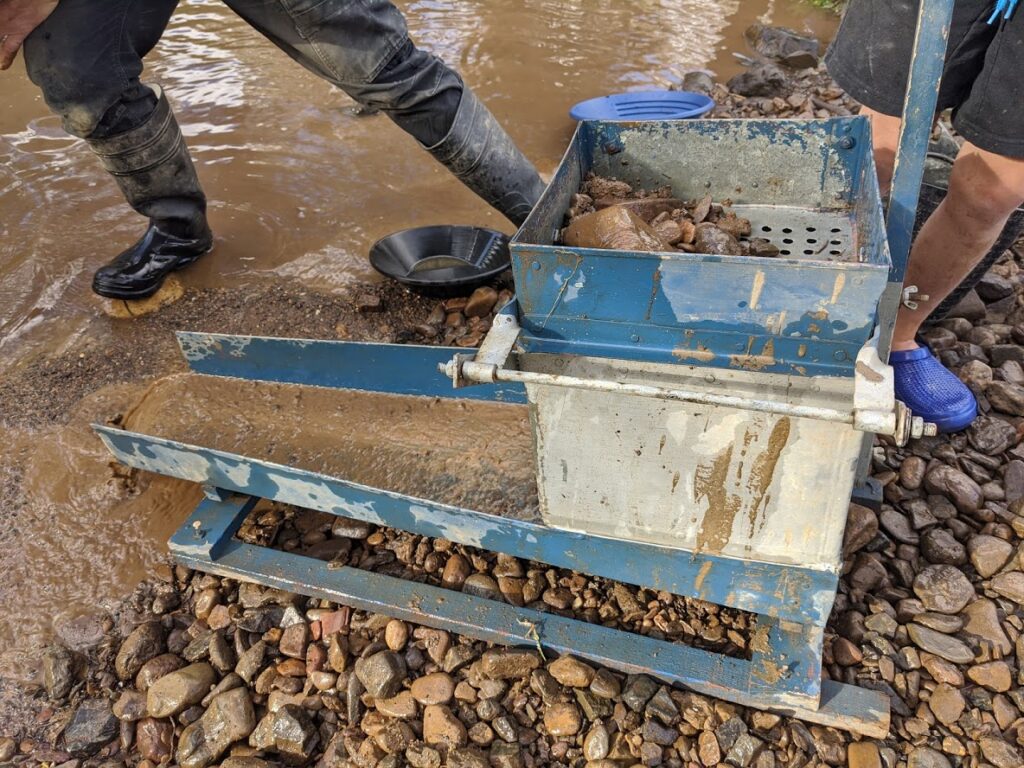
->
<box><xmin>891</xmin><ymin>345</ymin><xmax>977</xmax><ymax>433</ymax></box>
<box><xmin>569</xmin><ymin>91</ymin><xmax>715</xmax><ymax>121</ymax></box>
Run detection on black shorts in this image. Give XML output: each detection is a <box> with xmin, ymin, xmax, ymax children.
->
<box><xmin>825</xmin><ymin>0</ymin><xmax>1024</xmax><ymax>158</ymax></box>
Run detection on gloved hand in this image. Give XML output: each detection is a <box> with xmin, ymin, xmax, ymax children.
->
<box><xmin>989</xmin><ymin>0</ymin><xmax>1020</xmax><ymax>23</ymax></box>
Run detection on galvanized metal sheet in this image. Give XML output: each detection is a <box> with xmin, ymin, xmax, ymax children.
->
<box><xmin>524</xmin><ymin>355</ymin><xmax>860</xmax><ymax>574</ymax></box>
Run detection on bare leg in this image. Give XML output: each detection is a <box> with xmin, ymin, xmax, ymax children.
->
<box><xmin>860</xmin><ymin>106</ymin><xmax>901</xmax><ymax>197</ymax></box>
<box><xmin>891</xmin><ymin>142</ymin><xmax>1024</xmax><ymax>350</ymax></box>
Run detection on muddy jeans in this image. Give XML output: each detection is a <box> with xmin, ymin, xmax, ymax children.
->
<box><xmin>23</xmin><ymin>0</ymin><xmax>463</xmax><ymax>145</ymax></box>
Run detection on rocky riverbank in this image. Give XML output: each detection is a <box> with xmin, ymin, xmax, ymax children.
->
<box><xmin>3</xmin><ymin>28</ymin><xmax>1024</xmax><ymax>768</ymax></box>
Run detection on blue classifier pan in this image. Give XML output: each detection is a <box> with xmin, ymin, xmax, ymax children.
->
<box><xmin>569</xmin><ymin>89</ymin><xmax>714</xmax><ymax>121</ymax></box>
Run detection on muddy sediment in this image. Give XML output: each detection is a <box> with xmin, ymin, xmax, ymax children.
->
<box><xmin>121</xmin><ymin>372</ymin><xmax>538</xmax><ymax>521</ymax></box>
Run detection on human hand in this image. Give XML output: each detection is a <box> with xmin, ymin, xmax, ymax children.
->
<box><xmin>0</xmin><ymin>0</ymin><xmax>59</xmax><ymax>70</ymax></box>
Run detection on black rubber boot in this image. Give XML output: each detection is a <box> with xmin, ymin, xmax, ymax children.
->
<box><xmin>425</xmin><ymin>87</ymin><xmax>546</xmax><ymax>227</ymax></box>
<box><xmin>87</xmin><ymin>87</ymin><xmax>212</xmax><ymax>300</ymax></box>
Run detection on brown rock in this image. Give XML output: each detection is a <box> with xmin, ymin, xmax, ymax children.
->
<box><xmin>115</xmin><ymin>623</ymin><xmax>165</xmax><ymax>681</ymax></box>
<box><xmin>967</xmin><ymin>535</ymin><xmax>1014</xmax><ymax>577</ymax></box>
<box><xmin>988</xmin><ymin>381</ymin><xmax>1024</xmax><ymax>416</ymax></box>
<box><xmin>847</xmin><ymin>742</ymin><xmax>882</xmax><ymax>768</ymax></box>
<box><xmin>563</xmin><ymin>208</ymin><xmax>669</xmax><ymax>252</ymax></box>
<box><xmin>978</xmin><ymin>737</ymin><xmax>1021</xmax><ymax>768</ymax></box>
<box><xmin>275</xmin><ymin>658</ymin><xmax>306</xmax><ymax>677</ymax></box>
<box><xmin>849</xmin><ymin>553</ymin><xmax>887</xmax><ymax>591</ymax></box>
<box><xmin>101</xmin><ymin>276</ymin><xmax>184</xmax><ymax>318</ymax></box>
<box><xmin>327</xmin><ymin>633</ymin><xmax>348</xmax><ymax>673</ymax></box>
<box><xmin>135</xmin><ymin>653</ymin><xmax>186</xmax><ymax>692</ymax></box>
<box><xmin>548</xmin><ymin>656</ymin><xmax>596</xmax><ymax>688</ymax></box>
<box><xmin>136</xmin><ymin>718</ymin><xmax>173</xmax><ymax>763</ymax></box>
<box><xmin>442</xmin><ymin>554</ymin><xmax>471</xmax><ymax>588</ymax></box>
<box><xmin>384</xmin><ymin>619</ymin><xmax>409</xmax><ymax>651</ymax></box>
<box><xmin>831</xmin><ymin>637</ymin><xmax>862</xmax><ymax>666</ymax></box>
<box><xmin>410</xmin><ymin>673</ymin><xmax>456</xmax><ymax>705</ymax></box>
<box><xmin>356</xmin><ymin>293</ymin><xmax>383</xmax><ymax>313</ymax></box>
<box><xmin>693</xmin><ymin>223</ymin><xmax>743</xmax><ymax>256</ymax></box>
<box><xmin>590</xmin><ymin>669</ymin><xmax>620</xmax><ymax>699</ymax></box>
<box><xmin>147</xmin><ymin>663</ymin><xmax>217</xmax><ymax>718</ymax></box>
<box><xmin>967</xmin><ymin>416</ymin><xmax>1018</xmax><ymax>455</ymax></box>
<box><xmin>543</xmin><ymin>702</ymin><xmax>582</xmax><ymax>737</ymax></box>
<box><xmin>373</xmin><ymin>721</ymin><xmax>415</xmax><ymax>755</ymax></box>
<box><xmin>907</xmin><ymin>624</ymin><xmax>974</xmax><ymax>664</ymax></box>
<box><xmin>594</xmin><ymin>197</ymin><xmax>685</xmax><ymax>222</ymax></box>
<box><xmin>698</xmin><ymin>731</ymin><xmax>721</xmax><ymax>766</ymax></box>
<box><xmin>176</xmin><ymin>688</ymin><xmax>256</xmax><ymax>768</ymax></box>
<box><xmin>958</xmin><ymin>359</ymin><xmax>993</xmax><ymax>393</ymax></box>
<box><xmin>423</xmin><ymin>704</ymin><xmax>467</xmax><ymax>749</ymax></box>
<box><xmin>920</xmin><ymin>528</ymin><xmax>967</xmax><ymax>565</ymax></box>
<box><xmin>843</xmin><ymin>504</ymin><xmax>878</xmax><ymax>556</ymax></box>
<box><xmin>912</xmin><ymin>565</ymin><xmax>973</xmax><ymax>614</ymax></box>
<box><xmin>900</xmin><ymin>456</ymin><xmax>927</xmax><ymax>490</ymax></box>
<box><xmin>961</xmin><ymin>598</ymin><xmax>1012</xmax><ymax>658</ymax></box>
<box><xmin>927</xmin><ymin>683</ymin><xmax>965</xmax><ymax>725</ymax></box>
<box><xmin>920</xmin><ymin>654</ymin><xmax>964</xmax><ymax>685</ymax></box>
<box><xmin>112</xmin><ymin>690</ymin><xmax>148</xmax><ymax>722</ymax></box>
<box><xmin>278</xmin><ymin>622</ymin><xmax>309</xmax><ymax>659</ymax></box>
<box><xmin>376</xmin><ymin>691</ymin><xmax>418</xmax><ymax>719</ymax></box>
<box><xmin>923</xmin><ymin>465</ymin><xmax>983</xmax><ymax>513</ymax></box>
<box><xmin>583</xmin><ymin>724</ymin><xmax>610</xmax><ymax>761</ymax></box>
<box><xmin>967</xmin><ymin>660</ymin><xmax>1012</xmax><ymax>691</ymax></box>
<box><xmin>990</xmin><ymin>571</ymin><xmax>1024</xmax><ymax>605</ymax></box>
<box><xmin>480</xmin><ymin>649</ymin><xmax>540</xmax><ymax>679</ymax></box>
<box><xmin>464</xmin><ymin>287</ymin><xmax>499</xmax><ymax>319</ymax></box>
<box><xmin>907</xmin><ymin>746</ymin><xmax>952</xmax><ymax>768</ymax></box>
<box><xmin>654</xmin><ymin>219</ymin><xmax>684</xmax><ymax>245</ymax></box>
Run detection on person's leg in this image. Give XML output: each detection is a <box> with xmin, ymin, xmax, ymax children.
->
<box><xmin>223</xmin><ymin>0</ymin><xmax>544</xmax><ymax>226</ymax></box>
<box><xmin>892</xmin><ymin>142</ymin><xmax>1024</xmax><ymax>350</ymax></box>
<box><xmin>23</xmin><ymin>0</ymin><xmax>213</xmax><ymax>299</ymax></box>
<box><xmin>858</xmin><ymin>106</ymin><xmax>901</xmax><ymax>197</ymax></box>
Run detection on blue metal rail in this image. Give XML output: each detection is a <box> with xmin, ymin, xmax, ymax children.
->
<box><xmin>170</xmin><ymin>493</ymin><xmax>889</xmax><ymax>736</ymax></box>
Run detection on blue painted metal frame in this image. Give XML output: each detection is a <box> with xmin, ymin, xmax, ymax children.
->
<box><xmin>86</xmin><ymin>0</ymin><xmax>963</xmax><ymax>728</ymax></box>
<box><xmin>875</xmin><ymin>0</ymin><xmax>956</xmax><ymax>361</ymax></box>
<box><xmin>176</xmin><ymin>332</ymin><xmax>526</xmax><ymax>403</ymax></box>
<box><xmin>171</xmin><ymin>493</ymin><xmax>889</xmax><ymax>736</ymax></box>
<box><xmin>94</xmin><ymin>424</ymin><xmax>836</xmax><ymax>627</ymax></box>
<box><xmin>510</xmin><ymin>117</ymin><xmax>891</xmax><ymax>377</ymax></box>
<box><xmin>886</xmin><ymin>0</ymin><xmax>956</xmax><ymax>285</ymax></box>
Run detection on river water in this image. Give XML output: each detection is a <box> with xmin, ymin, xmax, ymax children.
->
<box><xmin>0</xmin><ymin>0</ymin><xmax>837</xmax><ymax>672</ymax></box>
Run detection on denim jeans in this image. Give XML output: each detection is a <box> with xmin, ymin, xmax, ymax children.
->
<box><xmin>23</xmin><ymin>0</ymin><xmax>463</xmax><ymax>145</ymax></box>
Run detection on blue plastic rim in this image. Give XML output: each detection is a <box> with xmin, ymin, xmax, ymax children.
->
<box><xmin>569</xmin><ymin>90</ymin><xmax>715</xmax><ymax>121</ymax></box>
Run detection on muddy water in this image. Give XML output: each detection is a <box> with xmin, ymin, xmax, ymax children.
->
<box><xmin>0</xmin><ymin>0</ymin><xmax>838</xmax><ymax>670</ymax></box>
<box><xmin>0</xmin><ymin>382</ymin><xmax>200</xmax><ymax>677</ymax></box>
<box><xmin>1</xmin><ymin>0</ymin><xmax>838</xmax><ymax>369</ymax></box>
